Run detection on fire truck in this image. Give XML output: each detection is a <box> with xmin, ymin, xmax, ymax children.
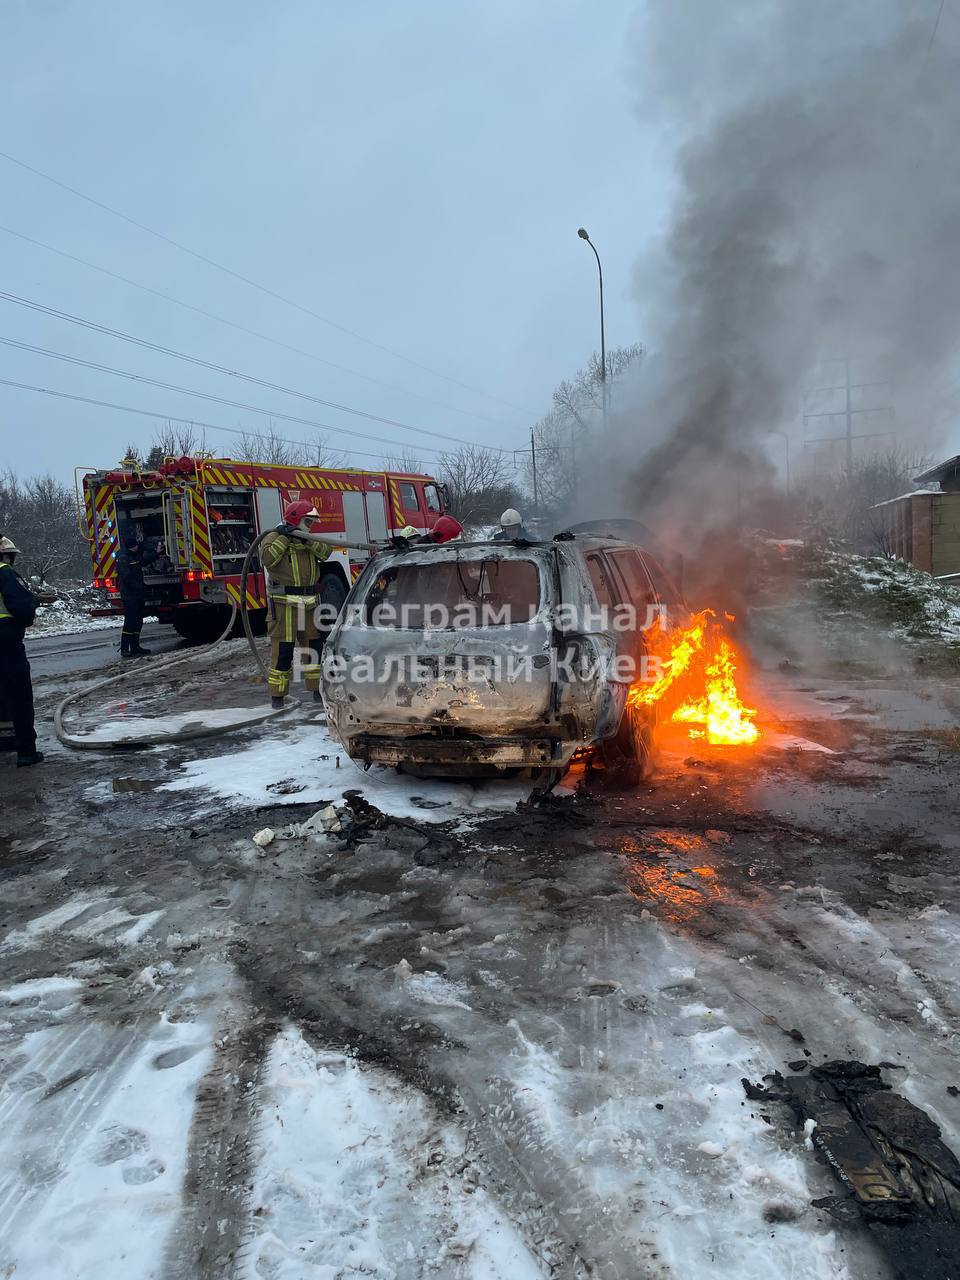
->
<box><xmin>80</xmin><ymin>456</ymin><xmax>448</xmax><ymax>642</ymax></box>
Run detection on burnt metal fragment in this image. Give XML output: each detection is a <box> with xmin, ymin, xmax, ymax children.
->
<box><xmin>743</xmin><ymin>1059</ymin><xmax>960</xmax><ymax>1280</ymax></box>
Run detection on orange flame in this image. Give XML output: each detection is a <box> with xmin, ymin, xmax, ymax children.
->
<box><xmin>628</xmin><ymin>609</ymin><xmax>760</xmax><ymax>746</ymax></box>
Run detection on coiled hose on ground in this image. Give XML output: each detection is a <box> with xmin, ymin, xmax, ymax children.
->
<box><xmin>55</xmin><ymin>530</ymin><xmax>364</xmax><ymax>750</ymax></box>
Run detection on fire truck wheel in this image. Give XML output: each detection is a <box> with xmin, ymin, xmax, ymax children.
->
<box><xmin>172</xmin><ymin>606</ymin><xmax>232</xmax><ymax>645</ymax></box>
<box><xmin>318</xmin><ymin>572</ymin><xmax>348</xmax><ymax>618</ymax></box>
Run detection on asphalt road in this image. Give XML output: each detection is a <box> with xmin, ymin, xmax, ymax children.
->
<box><xmin>25</xmin><ymin>621</ymin><xmax>184</xmax><ymax>677</ymax></box>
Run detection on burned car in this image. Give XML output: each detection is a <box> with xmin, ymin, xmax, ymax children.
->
<box><xmin>319</xmin><ymin>532</ymin><xmax>684</xmax><ymax>782</ymax></box>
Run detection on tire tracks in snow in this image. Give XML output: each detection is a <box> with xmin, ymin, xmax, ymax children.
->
<box><xmin>162</xmin><ymin>1012</ymin><xmax>278</xmax><ymax>1280</ymax></box>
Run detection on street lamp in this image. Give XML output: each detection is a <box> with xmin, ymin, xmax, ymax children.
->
<box><xmin>577</xmin><ymin>227</ymin><xmax>607</xmax><ymax>426</ymax></box>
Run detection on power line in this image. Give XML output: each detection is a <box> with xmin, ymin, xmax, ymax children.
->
<box><xmin>0</xmin><ymin>375</ymin><xmax>421</xmax><ymax>465</ymax></box>
<box><xmin>930</xmin><ymin>0</ymin><xmax>947</xmax><ymax>48</ymax></box>
<box><xmin>0</xmin><ymin>221</ymin><xmax>521</xmax><ymax>432</ymax></box>
<box><xmin>0</xmin><ymin>147</ymin><xmax>536</xmax><ymax>418</ymax></box>
<box><xmin>0</xmin><ymin>334</ymin><xmax>489</xmax><ymax>457</ymax></box>
<box><xmin>0</xmin><ymin>287</ymin><xmax>503</xmax><ymax>451</ymax></box>
<box><xmin>802</xmin><ymin>359</ymin><xmax>894</xmax><ymax>472</ymax></box>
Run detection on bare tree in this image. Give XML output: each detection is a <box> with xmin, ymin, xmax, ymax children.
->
<box><xmin>383</xmin><ymin>450</ymin><xmax>426</xmax><ymax>474</ymax></box>
<box><xmin>145</xmin><ymin>421</ymin><xmax>209</xmax><ymax>467</ymax></box>
<box><xmin>0</xmin><ymin>471</ymin><xmax>88</xmax><ymax>582</ymax></box>
<box><xmin>298</xmin><ymin>435</ymin><xmax>346</xmax><ymax>468</ymax></box>
<box><xmin>435</xmin><ymin>445</ymin><xmax>521</xmax><ymax>527</ymax></box>
<box><xmin>528</xmin><ymin>344</ymin><xmax>645</xmax><ymax>517</ymax></box>
<box><xmin>799</xmin><ymin>446</ymin><xmax>934</xmax><ymax>552</ymax></box>
<box><xmin>236</xmin><ymin>423</ymin><xmax>344</xmax><ymax>467</ymax></box>
<box><xmin>552</xmin><ymin>344</ymin><xmax>645</xmax><ymax>427</ymax></box>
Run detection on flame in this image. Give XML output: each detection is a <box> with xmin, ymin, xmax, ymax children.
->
<box><xmin>628</xmin><ymin>609</ymin><xmax>760</xmax><ymax>747</ymax></box>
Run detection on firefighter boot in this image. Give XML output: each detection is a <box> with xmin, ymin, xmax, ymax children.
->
<box><xmin>17</xmin><ymin>751</ymin><xmax>44</xmax><ymax>768</ymax></box>
<box><xmin>271</xmin><ymin>695</ymin><xmax>285</xmax><ymax>710</ymax></box>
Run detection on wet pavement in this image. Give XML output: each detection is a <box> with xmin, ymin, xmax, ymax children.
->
<box><xmin>25</xmin><ymin>622</ymin><xmax>182</xmax><ymax>678</ymax></box>
<box><xmin>1</xmin><ymin>647</ymin><xmax>959</xmax><ymax>1278</ymax></box>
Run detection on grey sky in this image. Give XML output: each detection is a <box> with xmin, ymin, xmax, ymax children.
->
<box><xmin>1</xmin><ymin>0</ymin><xmax>662</xmax><ymax>485</ymax></box>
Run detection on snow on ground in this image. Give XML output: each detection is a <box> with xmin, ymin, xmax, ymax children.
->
<box><xmin>817</xmin><ymin>550</ymin><xmax>960</xmax><ymax>642</ymax></box>
<box><xmin>28</xmin><ymin>606</ymin><xmax>122</xmax><ymax>637</ymax></box>
<box><xmin>377</xmin><ymin>906</ymin><xmax>864</xmax><ymax>1280</ymax></box>
<box><xmin>0</xmin><ymin>972</ymin><xmax>213</xmax><ymax>1280</ymax></box>
<box><xmin>245</xmin><ymin>1028</ymin><xmax>546</xmax><ymax>1279</ymax></box>
<box><xmin>160</xmin><ymin>721</ymin><xmax>533</xmax><ymax>821</ymax></box>
<box><xmin>70</xmin><ymin>705</ymin><xmax>281</xmax><ymax>744</ymax></box>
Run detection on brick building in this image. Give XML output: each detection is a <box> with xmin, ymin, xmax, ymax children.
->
<box><xmin>872</xmin><ymin>456</ymin><xmax>960</xmax><ymax>578</ymax></box>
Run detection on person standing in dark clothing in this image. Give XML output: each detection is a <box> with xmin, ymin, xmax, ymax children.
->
<box><xmin>0</xmin><ymin>535</ymin><xmax>43</xmax><ymax>767</ymax></box>
<box><xmin>116</xmin><ymin>537</ymin><xmax>160</xmax><ymax>658</ymax></box>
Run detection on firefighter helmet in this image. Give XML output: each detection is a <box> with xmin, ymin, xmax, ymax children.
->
<box><xmin>0</xmin><ymin>535</ymin><xmax>19</xmax><ymax>559</ymax></box>
<box><xmin>500</xmin><ymin>508</ymin><xmax>522</xmax><ymax>529</ymax></box>
<box><xmin>432</xmin><ymin>515</ymin><xmax>463</xmax><ymax>544</ymax></box>
<box><xmin>284</xmin><ymin>499</ymin><xmax>321</xmax><ymax>528</ymax></box>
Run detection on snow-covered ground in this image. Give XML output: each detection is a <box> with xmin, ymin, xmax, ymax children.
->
<box><xmin>158</xmin><ymin>719</ymin><xmax>535</xmax><ymax>822</ymax></box>
<box><xmin>801</xmin><ymin>547</ymin><xmax>960</xmax><ymax>644</ymax></box>
<box><xmin>5</xmin><ymin>575</ymin><xmax>959</xmax><ymax>1280</ymax></box>
<box><xmin>29</xmin><ymin>598</ymin><xmax>122</xmax><ymax>637</ymax></box>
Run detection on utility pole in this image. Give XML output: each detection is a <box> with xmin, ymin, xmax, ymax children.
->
<box><xmin>843</xmin><ymin>358</ymin><xmax>853</xmax><ymax>473</ymax></box>
<box><xmin>530</xmin><ymin>427</ymin><xmax>539</xmax><ymax>512</ymax></box>
<box><xmin>514</xmin><ymin>433</ymin><xmax>544</xmax><ymax>516</ymax></box>
<box><xmin>802</xmin><ymin>359</ymin><xmax>893</xmax><ymax>474</ymax></box>
<box><xmin>772</xmin><ymin>431</ymin><xmax>791</xmax><ymax>494</ymax></box>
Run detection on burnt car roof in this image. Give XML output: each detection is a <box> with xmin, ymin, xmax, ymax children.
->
<box><xmin>378</xmin><ymin>533</ymin><xmax>650</xmax><ymax>555</ymax></box>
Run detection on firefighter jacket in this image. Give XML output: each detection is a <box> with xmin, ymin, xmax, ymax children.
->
<box><xmin>116</xmin><ymin>543</ymin><xmax>159</xmax><ymax>601</ymax></box>
<box><xmin>0</xmin><ymin>562</ymin><xmax>38</xmax><ymax>637</ymax></box>
<box><xmin>261</xmin><ymin>531</ymin><xmax>331</xmax><ymax>602</ymax></box>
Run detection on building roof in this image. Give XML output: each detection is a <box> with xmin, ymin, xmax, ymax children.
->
<box><xmin>915</xmin><ymin>455</ymin><xmax>960</xmax><ymax>487</ymax></box>
<box><xmin>872</xmin><ymin>488</ymin><xmax>942</xmax><ymax>508</ymax></box>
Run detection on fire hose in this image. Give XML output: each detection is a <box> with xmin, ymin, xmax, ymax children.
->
<box><xmin>54</xmin><ymin>530</ymin><xmax>375</xmax><ymax>750</ymax></box>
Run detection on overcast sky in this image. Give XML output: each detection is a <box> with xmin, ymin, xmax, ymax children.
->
<box><xmin>1</xmin><ymin>0</ymin><xmax>668</xmax><ymax>485</ymax></box>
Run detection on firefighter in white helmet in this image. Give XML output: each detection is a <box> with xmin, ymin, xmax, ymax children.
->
<box><xmin>260</xmin><ymin>500</ymin><xmax>332</xmax><ymax>708</ymax></box>
<box><xmin>493</xmin><ymin>508</ymin><xmax>530</xmax><ymax>541</ymax></box>
<box><xmin>0</xmin><ymin>535</ymin><xmax>43</xmax><ymax>767</ymax></box>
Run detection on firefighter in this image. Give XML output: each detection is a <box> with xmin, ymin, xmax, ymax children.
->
<box><xmin>428</xmin><ymin>514</ymin><xmax>464</xmax><ymax>543</ymax></box>
<box><xmin>0</xmin><ymin>535</ymin><xmax>43</xmax><ymax>767</ymax></box>
<box><xmin>116</xmin><ymin>536</ymin><xmax>160</xmax><ymax>658</ymax></box>
<box><xmin>493</xmin><ymin>508</ymin><xmax>530</xmax><ymax>541</ymax></box>
<box><xmin>389</xmin><ymin>517</ymin><xmax>462</xmax><ymax>548</ymax></box>
<box><xmin>260</xmin><ymin>500</ymin><xmax>332</xmax><ymax>708</ymax></box>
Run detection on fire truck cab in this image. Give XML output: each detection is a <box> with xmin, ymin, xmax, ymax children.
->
<box><xmin>81</xmin><ymin>457</ymin><xmax>447</xmax><ymax>643</ymax></box>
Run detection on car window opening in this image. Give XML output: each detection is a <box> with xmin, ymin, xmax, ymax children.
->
<box><xmin>364</xmin><ymin>557</ymin><xmax>541</xmax><ymax>628</ymax></box>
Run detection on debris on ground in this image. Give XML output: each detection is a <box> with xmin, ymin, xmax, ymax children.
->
<box><xmin>743</xmin><ymin>1060</ymin><xmax>960</xmax><ymax>1280</ymax></box>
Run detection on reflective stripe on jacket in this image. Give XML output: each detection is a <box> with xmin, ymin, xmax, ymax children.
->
<box><xmin>260</xmin><ymin>532</ymin><xmax>331</xmax><ymax>594</ymax></box>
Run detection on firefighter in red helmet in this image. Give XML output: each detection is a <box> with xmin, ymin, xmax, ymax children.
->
<box><xmin>260</xmin><ymin>500</ymin><xmax>332</xmax><ymax>707</ymax></box>
<box><xmin>428</xmin><ymin>515</ymin><xmax>463</xmax><ymax>544</ymax></box>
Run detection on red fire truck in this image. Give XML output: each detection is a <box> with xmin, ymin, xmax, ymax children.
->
<box><xmin>80</xmin><ymin>456</ymin><xmax>447</xmax><ymax>642</ymax></box>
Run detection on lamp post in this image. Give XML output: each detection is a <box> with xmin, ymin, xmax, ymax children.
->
<box><xmin>577</xmin><ymin>227</ymin><xmax>607</xmax><ymax>427</ymax></box>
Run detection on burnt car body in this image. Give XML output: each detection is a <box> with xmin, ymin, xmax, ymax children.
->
<box><xmin>320</xmin><ymin>533</ymin><xmax>684</xmax><ymax>779</ymax></box>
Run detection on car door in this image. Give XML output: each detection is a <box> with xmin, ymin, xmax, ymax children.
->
<box><xmin>605</xmin><ymin>548</ymin><xmax>663</xmax><ymax>692</ymax></box>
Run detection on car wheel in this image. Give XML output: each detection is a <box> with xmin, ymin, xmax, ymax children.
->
<box><xmin>604</xmin><ymin>698</ymin><xmax>654</xmax><ymax>784</ymax></box>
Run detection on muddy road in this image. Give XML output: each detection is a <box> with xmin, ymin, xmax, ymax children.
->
<box><xmin>1</xmin><ymin>651</ymin><xmax>959</xmax><ymax>1279</ymax></box>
